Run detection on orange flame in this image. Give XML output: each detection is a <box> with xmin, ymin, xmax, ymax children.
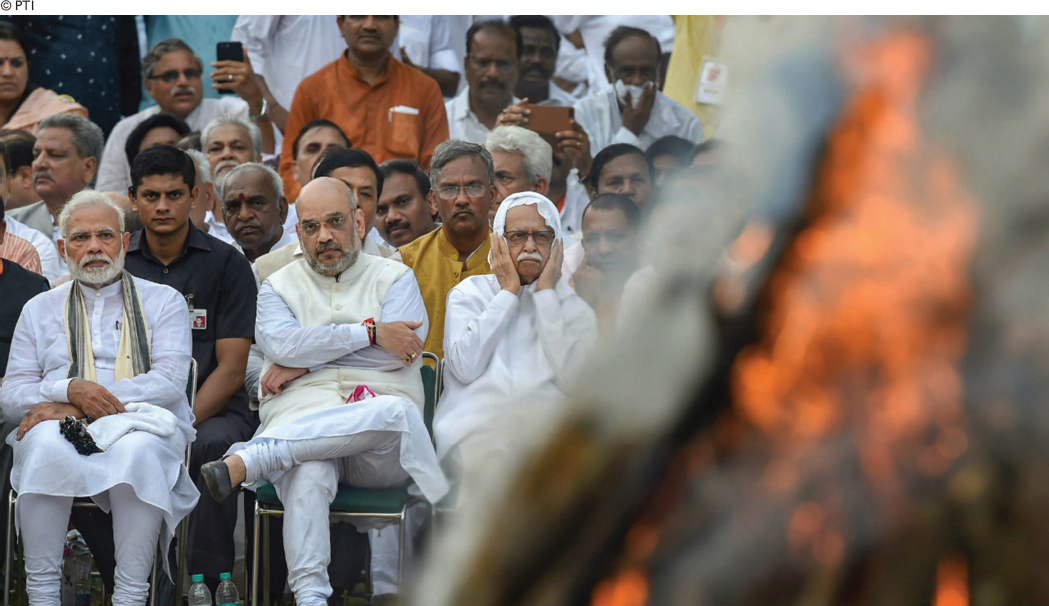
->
<box><xmin>933</xmin><ymin>552</ymin><xmax>969</xmax><ymax>606</ymax></box>
<box><xmin>591</xmin><ymin>568</ymin><xmax>649</xmax><ymax>606</ymax></box>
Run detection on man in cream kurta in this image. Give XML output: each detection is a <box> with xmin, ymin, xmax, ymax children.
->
<box><xmin>1</xmin><ymin>192</ymin><xmax>198</xmax><ymax>606</ymax></box>
<box><xmin>202</xmin><ymin>178</ymin><xmax>447</xmax><ymax>606</ymax></box>
<box><xmin>434</xmin><ymin>192</ymin><xmax>598</xmax><ymax>469</ymax></box>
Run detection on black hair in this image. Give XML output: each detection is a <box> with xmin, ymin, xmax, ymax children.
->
<box><xmin>589</xmin><ymin>143</ymin><xmax>653</xmax><ymax>191</ymax></box>
<box><xmin>0</xmin><ymin>21</ymin><xmax>28</xmax><ymax>55</ymax></box>
<box><xmin>125</xmin><ymin>113</ymin><xmax>192</xmax><ymax>165</ymax></box>
<box><xmin>0</xmin><ymin>129</ymin><xmax>35</xmax><ymax>175</ymax></box>
<box><xmin>292</xmin><ymin>119</ymin><xmax>351</xmax><ymax>160</ymax></box>
<box><xmin>646</xmin><ymin>135</ymin><xmax>696</xmax><ymax>168</ymax></box>
<box><xmin>379</xmin><ymin>159</ymin><xmax>430</xmax><ymax>199</ymax></box>
<box><xmin>129</xmin><ymin>145</ymin><xmax>196</xmax><ymax>196</ymax></box>
<box><xmin>603</xmin><ymin>26</ymin><xmax>661</xmax><ymax>67</ymax></box>
<box><xmin>313</xmin><ymin>148</ymin><xmax>384</xmax><ymax>198</ymax></box>
<box><xmin>466</xmin><ymin>20</ymin><xmax>522</xmax><ymax>61</ymax></box>
<box><xmin>508</xmin><ymin>15</ymin><xmax>560</xmax><ymax>53</ymax></box>
<box><xmin>581</xmin><ymin>192</ymin><xmax>642</xmax><ymax>229</ymax></box>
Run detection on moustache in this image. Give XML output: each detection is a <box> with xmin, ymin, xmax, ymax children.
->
<box><xmin>34</xmin><ymin>169</ymin><xmax>55</xmax><ymax>182</ymax></box>
<box><xmin>480</xmin><ymin>79</ymin><xmax>505</xmax><ymax>90</ymax></box>
<box><xmin>172</xmin><ymin>86</ymin><xmax>197</xmax><ymax>96</ymax></box>
<box><xmin>385</xmin><ymin>219</ymin><xmax>409</xmax><ymax>233</ymax></box>
<box><xmin>79</xmin><ymin>253</ymin><xmax>114</xmax><ymax>269</ymax></box>
<box><xmin>516</xmin><ymin>251</ymin><xmax>543</xmax><ymax>263</ymax></box>
<box><xmin>316</xmin><ymin>241</ymin><xmax>343</xmax><ymax>254</ymax></box>
<box><xmin>521</xmin><ymin>64</ymin><xmax>550</xmax><ymax>78</ymax></box>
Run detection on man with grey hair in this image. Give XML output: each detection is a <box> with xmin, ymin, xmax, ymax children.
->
<box><xmin>9</xmin><ymin>115</ymin><xmax>104</xmax><ymax>267</ymax></box>
<box><xmin>2</xmin><ymin>189</ymin><xmax>199</xmax><ymax>606</ymax></box>
<box><xmin>96</xmin><ymin>37</ymin><xmax>276</xmax><ymax>193</ymax></box>
<box><xmin>436</xmin><ymin>191</ymin><xmax>597</xmax><ymax>473</ymax></box>
<box><xmin>484</xmin><ymin>125</ymin><xmax>552</xmax><ymax>223</ymax></box>
<box><xmin>399</xmin><ymin>139</ymin><xmax>496</xmax><ymax>359</ymax></box>
<box><xmin>220</xmin><ymin>163</ymin><xmax>294</xmax><ymax>263</ymax></box>
<box><xmin>203</xmin><ymin>114</ymin><xmax>298</xmax><ymax>244</ymax></box>
<box><xmin>184</xmin><ymin>149</ymin><xmax>220</xmax><ymax>236</ymax></box>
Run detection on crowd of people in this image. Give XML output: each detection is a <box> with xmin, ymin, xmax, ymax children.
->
<box><xmin>0</xmin><ymin>14</ymin><xmax>720</xmax><ymax>606</ymax></box>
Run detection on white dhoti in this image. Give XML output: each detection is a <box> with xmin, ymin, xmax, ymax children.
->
<box><xmin>10</xmin><ymin>420</ymin><xmax>198</xmax><ymax>606</ymax></box>
<box><xmin>227</xmin><ymin>395</ymin><xmax>448</xmax><ymax>605</ymax></box>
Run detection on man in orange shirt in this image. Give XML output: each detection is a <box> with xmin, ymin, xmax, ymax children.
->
<box><xmin>279</xmin><ymin>16</ymin><xmax>449</xmax><ymax>204</ymax></box>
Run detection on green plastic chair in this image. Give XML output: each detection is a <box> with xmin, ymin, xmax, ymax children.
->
<box><xmin>250</xmin><ymin>352</ymin><xmax>440</xmax><ymax>606</ymax></box>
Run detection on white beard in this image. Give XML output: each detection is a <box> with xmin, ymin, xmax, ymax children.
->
<box><xmin>67</xmin><ymin>248</ymin><xmax>126</xmax><ymax>287</ymax></box>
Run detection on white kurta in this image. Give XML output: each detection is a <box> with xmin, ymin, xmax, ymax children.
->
<box><xmin>232</xmin><ymin>16</ymin><xmax>346</xmax><ymax>111</ymax></box>
<box><xmin>0</xmin><ymin>277</ymin><xmax>199</xmax><ymax>541</ymax></box>
<box><xmin>232</xmin><ymin>257</ymin><xmax>446</xmax><ymax>502</ymax></box>
<box><xmin>574</xmin><ymin>87</ymin><xmax>704</xmax><ymax>155</ymax></box>
<box><xmin>549</xmin><ymin>16</ymin><xmax>676</xmax><ymax>91</ymax></box>
<box><xmin>435</xmin><ymin>274</ymin><xmax>598</xmax><ymax>461</ymax></box>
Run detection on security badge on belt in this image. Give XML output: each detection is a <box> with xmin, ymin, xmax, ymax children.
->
<box><xmin>186</xmin><ymin>294</ymin><xmax>207</xmax><ymax>330</ymax></box>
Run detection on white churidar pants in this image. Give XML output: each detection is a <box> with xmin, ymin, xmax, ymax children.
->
<box><xmin>237</xmin><ymin>430</ymin><xmax>411</xmax><ymax>605</ymax></box>
<box><xmin>19</xmin><ymin>484</ymin><xmax>163</xmax><ymax>606</ymax></box>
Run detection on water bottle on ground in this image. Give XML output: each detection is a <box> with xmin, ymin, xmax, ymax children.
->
<box><xmin>188</xmin><ymin>574</ymin><xmax>213</xmax><ymax>606</ymax></box>
<box><xmin>215</xmin><ymin>572</ymin><xmax>240</xmax><ymax>606</ymax></box>
<box><xmin>73</xmin><ymin>552</ymin><xmax>91</xmax><ymax>606</ymax></box>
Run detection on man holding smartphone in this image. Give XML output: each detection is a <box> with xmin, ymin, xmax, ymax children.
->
<box><xmin>97</xmin><ymin>38</ymin><xmax>276</xmax><ymax>193</ymax></box>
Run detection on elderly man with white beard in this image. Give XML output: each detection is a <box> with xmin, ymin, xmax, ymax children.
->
<box><xmin>1</xmin><ymin>191</ymin><xmax>198</xmax><ymax>606</ymax></box>
<box><xmin>434</xmin><ymin>191</ymin><xmax>599</xmax><ymax>473</ymax></box>
<box><xmin>199</xmin><ymin>177</ymin><xmax>448</xmax><ymax>606</ymax></box>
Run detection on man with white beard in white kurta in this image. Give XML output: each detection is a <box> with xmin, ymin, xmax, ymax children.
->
<box><xmin>199</xmin><ymin>177</ymin><xmax>448</xmax><ymax>606</ymax></box>
<box><xmin>1</xmin><ymin>191</ymin><xmax>198</xmax><ymax>606</ymax></box>
<box><xmin>434</xmin><ymin>191</ymin><xmax>598</xmax><ymax>470</ymax></box>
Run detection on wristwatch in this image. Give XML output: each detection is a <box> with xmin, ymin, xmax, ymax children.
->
<box><xmin>249</xmin><ymin>98</ymin><xmax>268</xmax><ymax>123</ymax></box>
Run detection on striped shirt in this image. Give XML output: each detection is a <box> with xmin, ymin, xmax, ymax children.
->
<box><xmin>1</xmin><ymin>231</ymin><xmax>42</xmax><ymax>274</ymax></box>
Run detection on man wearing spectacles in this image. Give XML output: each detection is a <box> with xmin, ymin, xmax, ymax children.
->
<box><xmin>445</xmin><ymin>21</ymin><xmax>521</xmax><ymax>145</ymax></box>
<box><xmin>399</xmin><ymin>140</ymin><xmax>497</xmax><ymax>359</ymax></box>
<box><xmin>435</xmin><ymin>191</ymin><xmax>597</xmax><ymax>474</ymax></box>
<box><xmin>202</xmin><ymin>176</ymin><xmax>447</xmax><ymax>606</ymax></box>
<box><xmin>97</xmin><ymin>38</ymin><xmax>275</xmax><ymax>194</ymax></box>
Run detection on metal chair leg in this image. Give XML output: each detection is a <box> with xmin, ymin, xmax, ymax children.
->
<box><xmin>251</xmin><ymin>505</ymin><xmax>261</xmax><ymax>606</ymax></box>
<box><xmin>4</xmin><ymin>492</ymin><xmax>15</xmax><ymax>606</ymax></box>
<box><xmin>397</xmin><ymin>504</ymin><xmax>408</xmax><ymax>594</ymax></box>
<box><xmin>262</xmin><ymin>512</ymin><xmax>271</xmax><ymax>606</ymax></box>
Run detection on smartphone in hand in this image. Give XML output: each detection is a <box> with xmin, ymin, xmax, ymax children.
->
<box><xmin>215</xmin><ymin>41</ymin><xmax>244</xmax><ymax>94</ymax></box>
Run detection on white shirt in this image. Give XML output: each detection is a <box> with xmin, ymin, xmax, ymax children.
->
<box><xmin>396</xmin><ymin>16</ymin><xmax>461</xmax><ymax>76</ymax></box>
<box><xmin>4</xmin><ymin>216</ymin><xmax>62</xmax><ymax>282</ymax></box>
<box><xmin>445</xmin><ymin>87</ymin><xmax>520</xmax><ymax>145</ymax></box>
<box><xmin>558</xmin><ymin>174</ymin><xmax>591</xmax><ymax>236</ymax></box>
<box><xmin>1</xmin><ymin>277</ymin><xmax>195</xmax><ymax>437</ymax></box>
<box><xmin>553</xmin><ymin>35</ymin><xmax>589</xmax><ymax>98</ymax></box>
<box><xmin>256</xmin><ymin>263</ymin><xmax>428</xmax><ymax>373</ymax></box>
<box><xmin>231</xmin><ymin>16</ymin><xmax>346</xmax><ymax>111</ymax></box>
<box><xmin>96</xmin><ymin>96</ymin><xmax>250</xmax><ymax>193</ymax></box>
<box><xmin>536</xmin><ymin>81</ymin><xmax>578</xmax><ymax>107</ymax></box>
<box><xmin>574</xmin><ymin>87</ymin><xmax>703</xmax><ymax>156</ymax></box>
<box><xmin>434</xmin><ymin>275</ymin><xmax>598</xmax><ymax>460</ymax></box>
<box><xmin>550</xmin><ymin>16</ymin><xmax>676</xmax><ymax>91</ymax></box>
